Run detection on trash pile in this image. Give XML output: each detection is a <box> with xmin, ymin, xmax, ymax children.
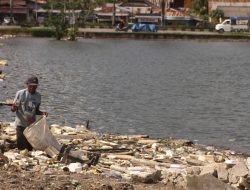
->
<box><xmin>0</xmin><ymin>121</ymin><xmax>250</xmax><ymax>190</ymax></box>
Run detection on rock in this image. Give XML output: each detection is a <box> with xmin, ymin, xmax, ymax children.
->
<box><xmin>198</xmin><ymin>155</ymin><xmax>215</xmax><ymax>163</ymax></box>
<box><xmin>187</xmin><ymin>174</ymin><xmax>238</xmax><ymax>190</ymax></box>
<box><xmin>95</xmin><ymin>184</ymin><xmax>113</xmax><ymax>190</ymax></box>
<box><xmin>200</xmin><ymin>164</ymin><xmax>217</xmax><ymax>176</ymax></box>
<box><xmin>161</xmin><ymin>168</ymin><xmax>187</xmax><ymax>189</ymax></box>
<box><xmin>238</xmin><ymin>176</ymin><xmax>250</xmax><ymax>189</ymax></box>
<box><xmin>59</xmin><ymin>139</ymin><xmax>71</xmax><ymax>144</ymax></box>
<box><xmin>230</xmin><ymin>162</ymin><xmax>248</xmax><ymax>177</ymax></box>
<box><xmin>71</xmin><ymin>139</ymin><xmax>81</xmax><ymax>145</ymax></box>
<box><xmin>50</xmin><ymin>125</ymin><xmax>62</xmax><ymax>135</ymax></box>
<box><xmin>101</xmin><ymin>170</ymin><xmax>122</xmax><ymax>179</ymax></box>
<box><xmin>228</xmin><ymin>169</ymin><xmax>239</xmax><ymax>184</ymax></box>
<box><xmin>246</xmin><ymin>157</ymin><xmax>250</xmax><ymax>170</ymax></box>
<box><xmin>171</xmin><ymin>139</ymin><xmax>194</xmax><ymax>147</ymax></box>
<box><xmin>217</xmin><ymin>165</ymin><xmax>228</xmax><ymax>182</ymax></box>
<box><xmin>113</xmin><ymin>183</ymin><xmax>134</xmax><ymax>190</ymax></box>
<box><xmin>4</xmin><ymin>126</ymin><xmax>16</xmax><ymax>135</ymax></box>
<box><xmin>214</xmin><ymin>155</ymin><xmax>225</xmax><ymax>163</ymax></box>
<box><xmin>129</xmin><ymin>169</ymin><xmax>161</xmax><ymax>183</ymax></box>
<box><xmin>110</xmin><ymin>165</ymin><xmax>161</xmax><ymax>183</ymax></box>
<box><xmin>206</xmin><ymin>146</ymin><xmax>215</xmax><ymax>151</ymax></box>
<box><xmin>186</xmin><ymin>158</ymin><xmax>205</xmax><ymax>166</ymax></box>
<box><xmin>225</xmin><ymin>160</ymin><xmax>236</xmax><ymax>168</ymax></box>
<box><xmin>186</xmin><ymin>166</ymin><xmax>201</xmax><ymax>175</ymax></box>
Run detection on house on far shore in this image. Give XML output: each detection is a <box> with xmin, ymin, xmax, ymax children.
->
<box><xmin>208</xmin><ymin>0</ymin><xmax>250</xmax><ymax>17</ymax></box>
<box><xmin>164</xmin><ymin>8</ymin><xmax>196</xmax><ymax>26</ymax></box>
<box><xmin>119</xmin><ymin>0</ymin><xmax>161</xmax><ymax>24</ymax></box>
<box><xmin>95</xmin><ymin>0</ymin><xmax>197</xmax><ymax>26</ymax></box>
<box><xmin>95</xmin><ymin>3</ymin><xmax>130</xmax><ymax>24</ymax></box>
<box><xmin>0</xmin><ymin>0</ymin><xmax>46</xmax><ymax>23</ymax></box>
<box><xmin>148</xmin><ymin>0</ymin><xmax>191</xmax><ymax>10</ymax></box>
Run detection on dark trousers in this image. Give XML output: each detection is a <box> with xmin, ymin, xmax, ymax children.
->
<box><xmin>16</xmin><ymin>126</ymin><xmax>33</xmax><ymax>151</ymax></box>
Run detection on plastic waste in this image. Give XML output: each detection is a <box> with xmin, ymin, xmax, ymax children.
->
<box><xmin>165</xmin><ymin>149</ymin><xmax>174</xmax><ymax>158</ymax></box>
<box><xmin>68</xmin><ymin>162</ymin><xmax>82</xmax><ymax>173</ymax></box>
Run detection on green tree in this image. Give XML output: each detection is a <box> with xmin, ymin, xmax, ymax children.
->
<box><xmin>190</xmin><ymin>0</ymin><xmax>208</xmax><ymax>16</ymax></box>
<box><xmin>209</xmin><ymin>8</ymin><xmax>224</xmax><ymax>22</ymax></box>
<box><xmin>48</xmin><ymin>7</ymin><xmax>68</xmax><ymax>40</ymax></box>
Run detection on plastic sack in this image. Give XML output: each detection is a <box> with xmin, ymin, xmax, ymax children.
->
<box><xmin>24</xmin><ymin>116</ymin><xmax>61</xmax><ymax>151</ymax></box>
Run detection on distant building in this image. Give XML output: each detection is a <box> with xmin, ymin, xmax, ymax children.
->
<box><xmin>148</xmin><ymin>0</ymin><xmax>191</xmax><ymax>9</ymax></box>
<box><xmin>119</xmin><ymin>0</ymin><xmax>158</xmax><ymax>14</ymax></box>
<box><xmin>0</xmin><ymin>0</ymin><xmax>47</xmax><ymax>22</ymax></box>
<box><xmin>0</xmin><ymin>0</ymin><xmax>27</xmax><ymax>21</ymax></box>
<box><xmin>95</xmin><ymin>3</ymin><xmax>130</xmax><ymax>24</ymax></box>
<box><xmin>209</xmin><ymin>0</ymin><xmax>250</xmax><ymax>17</ymax></box>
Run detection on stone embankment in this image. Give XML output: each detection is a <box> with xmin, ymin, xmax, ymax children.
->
<box><xmin>78</xmin><ymin>28</ymin><xmax>250</xmax><ymax>41</ymax></box>
<box><xmin>0</xmin><ymin>121</ymin><xmax>250</xmax><ymax>190</ymax></box>
<box><xmin>0</xmin><ymin>26</ymin><xmax>250</xmax><ymax>41</ymax></box>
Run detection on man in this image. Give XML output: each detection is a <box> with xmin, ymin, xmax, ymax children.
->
<box><xmin>11</xmin><ymin>76</ymin><xmax>48</xmax><ymax>151</ymax></box>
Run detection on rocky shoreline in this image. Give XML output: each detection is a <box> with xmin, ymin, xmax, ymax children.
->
<box><xmin>0</xmin><ymin>121</ymin><xmax>250</xmax><ymax>190</ymax></box>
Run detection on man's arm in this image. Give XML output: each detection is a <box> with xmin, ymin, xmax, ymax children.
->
<box><xmin>11</xmin><ymin>91</ymin><xmax>19</xmax><ymax>112</ymax></box>
<box><xmin>36</xmin><ymin>104</ymin><xmax>48</xmax><ymax>117</ymax></box>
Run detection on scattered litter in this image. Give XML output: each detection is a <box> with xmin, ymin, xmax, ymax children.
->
<box><xmin>0</xmin><ymin>121</ymin><xmax>250</xmax><ymax>189</ymax></box>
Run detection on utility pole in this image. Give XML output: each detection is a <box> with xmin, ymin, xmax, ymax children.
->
<box><xmin>9</xmin><ymin>0</ymin><xmax>13</xmax><ymax>23</ymax></box>
<box><xmin>112</xmin><ymin>0</ymin><xmax>116</xmax><ymax>26</ymax></box>
<box><xmin>35</xmin><ymin>0</ymin><xmax>38</xmax><ymax>23</ymax></box>
<box><xmin>161</xmin><ymin>0</ymin><xmax>165</xmax><ymax>27</ymax></box>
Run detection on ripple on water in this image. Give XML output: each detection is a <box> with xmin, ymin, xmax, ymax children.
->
<box><xmin>0</xmin><ymin>38</ymin><xmax>250</xmax><ymax>153</ymax></box>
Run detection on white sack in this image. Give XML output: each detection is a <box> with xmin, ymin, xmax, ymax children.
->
<box><xmin>24</xmin><ymin>116</ymin><xmax>61</xmax><ymax>151</ymax></box>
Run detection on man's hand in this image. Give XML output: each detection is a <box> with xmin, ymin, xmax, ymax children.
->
<box><xmin>11</xmin><ymin>103</ymin><xmax>17</xmax><ymax>112</ymax></box>
<box><xmin>42</xmin><ymin>112</ymin><xmax>48</xmax><ymax>117</ymax></box>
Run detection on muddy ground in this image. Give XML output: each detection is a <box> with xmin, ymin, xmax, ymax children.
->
<box><xmin>0</xmin><ymin>167</ymin><xmax>176</xmax><ymax>190</ymax></box>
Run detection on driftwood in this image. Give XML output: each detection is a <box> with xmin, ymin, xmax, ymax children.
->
<box><xmin>107</xmin><ymin>154</ymin><xmax>134</xmax><ymax>160</ymax></box>
<box><xmin>131</xmin><ymin>158</ymin><xmax>171</xmax><ymax>168</ymax></box>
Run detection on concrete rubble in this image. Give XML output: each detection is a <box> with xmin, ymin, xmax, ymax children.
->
<box><xmin>1</xmin><ymin>121</ymin><xmax>250</xmax><ymax>190</ymax></box>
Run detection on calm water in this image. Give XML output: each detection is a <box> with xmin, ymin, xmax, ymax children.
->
<box><xmin>0</xmin><ymin>37</ymin><xmax>250</xmax><ymax>152</ymax></box>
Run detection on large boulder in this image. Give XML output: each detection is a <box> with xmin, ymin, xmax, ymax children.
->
<box><xmin>187</xmin><ymin>174</ymin><xmax>238</xmax><ymax>190</ymax></box>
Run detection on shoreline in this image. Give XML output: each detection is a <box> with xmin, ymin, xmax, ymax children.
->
<box><xmin>78</xmin><ymin>28</ymin><xmax>250</xmax><ymax>42</ymax></box>
<box><xmin>0</xmin><ymin>26</ymin><xmax>250</xmax><ymax>42</ymax></box>
<box><xmin>1</xmin><ymin>121</ymin><xmax>250</xmax><ymax>189</ymax></box>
